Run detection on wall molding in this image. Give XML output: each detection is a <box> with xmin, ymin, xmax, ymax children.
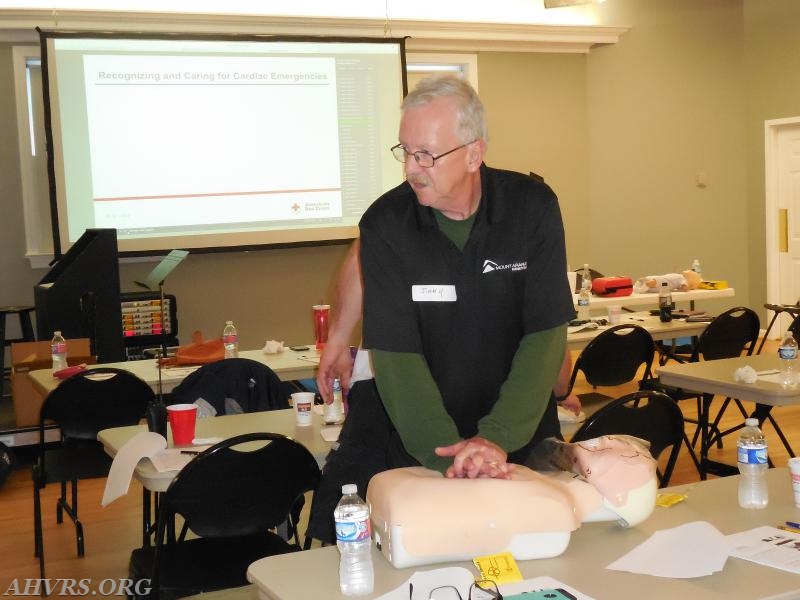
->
<box><xmin>0</xmin><ymin>9</ymin><xmax>629</xmax><ymax>53</ymax></box>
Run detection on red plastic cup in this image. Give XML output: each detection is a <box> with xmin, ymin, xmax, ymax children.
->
<box><xmin>313</xmin><ymin>304</ymin><xmax>330</xmax><ymax>350</ymax></box>
<box><xmin>167</xmin><ymin>403</ymin><xmax>197</xmax><ymax>446</ymax></box>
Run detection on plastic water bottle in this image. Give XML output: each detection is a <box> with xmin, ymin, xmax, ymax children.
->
<box><xmin>222</xmin><ymin>320</ymin><xmax>238</xmax><ymax>358</ymax></box>
<box><xmin>325</xmin><ymin>377</ymin><xmax>345</xmax><ymax>424</ymax></box>
<box><xmin>691</xmin><ymin>258</ymin><xmax>702</xmax><ymax>278</ymax></box>
<box><xmin>50</xmin><ymin>331</ymin><xmax>67</xmax><ymax>371</ymax></box>
<box><xmin>779</xmin><ymin>329</ymin><xmax>798</xmax><ymax>387</ymax></box>
<box><xmin>577</xmin><ymin>263</ymin><xmax>592</xmax><ymax>321</ymax></box>
<box><xmin>658</xmin><ymin>281</ymin><xmax>673</xmax><ymax>322</ymax></box>
<box><xmin>335</xmin><ymin>484</ymin><xmax>374</xmax><ymax>596</ymax></box>
<box><xmin>737</xmin><ymin>418</ymin><xmax>768</xmax><ymax>509</ymax></box>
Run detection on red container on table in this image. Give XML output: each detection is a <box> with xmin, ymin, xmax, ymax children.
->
<box><xmin>313</xmin><ymin>304</ymin><xmax>330</xmax><ymax>350</ymax></box>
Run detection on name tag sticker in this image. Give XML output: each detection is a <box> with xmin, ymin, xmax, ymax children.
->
<box><xmin>411</xmin><ymin>285</ymin><xmax>457</xmax><ymax>302</ymax></box>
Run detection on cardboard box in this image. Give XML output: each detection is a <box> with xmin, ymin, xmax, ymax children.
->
<box><xmin>10</xmin><ymin>339</ymin><xmax>95</xmax><ymax>428</ymax></box>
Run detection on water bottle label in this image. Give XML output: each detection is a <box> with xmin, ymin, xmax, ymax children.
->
<box><xmin>51</xmin><ymin>342</ymin><xmax>66</xmax><ymax>353</ymax></box>
<box><xmin>223</xmin><ymin>334</ymin><xmax>237</xmax><ymax>344</ymax></box>
<box><xmin>335</xmin><ymin>517</ymin><xmax>371</xmax><ymax>543</ymax></box>
<box><xmin>737</xmin><ymin>446</ymin><xmax>767</xmax><ymax>464</ymax></box>
<box><xmin>577</xmin><ymin>298</ymin><xmax>589</xmax><ymax>307</ymax></box>
<box><xmin>780</xmin><ymin>346</ymin><xmax>797</xmax><ymax>360</ymax></box>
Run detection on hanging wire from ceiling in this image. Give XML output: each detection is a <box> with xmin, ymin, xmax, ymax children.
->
<box><xmin>383</xmin><ymin>0</ymin><xmax>394</xmax><ymax>37</ymax></box>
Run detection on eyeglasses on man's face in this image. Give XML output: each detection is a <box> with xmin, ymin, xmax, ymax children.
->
<box><xmin>390</xmin><ymin>141</ymin><xmax>475</xmax><ymax>168</ymax></box>
<box><xmin>411</xmin><ymin>579</ymin><xmax>502</xmax><ymax>600</ymax></box>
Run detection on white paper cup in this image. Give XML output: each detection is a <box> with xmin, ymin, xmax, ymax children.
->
<box><xmin>608</xmin><ymin>305</ymin><xmax>622</xmax><ymax>325</ymax></box>
<box><xmin>788</xmin><ymin>457</ymin><xmax>800</xmax><ymax>507</ymax></box>
<box><xmin>291</xmin><ymin>392</ymin><xmax>315</xmax><ymax>427</ymax></box>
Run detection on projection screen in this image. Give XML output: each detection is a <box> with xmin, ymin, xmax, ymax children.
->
<box><xmin>39</xmin><ymin>31</ymin><xmax>407</xmax><ymax>256</ymax></box>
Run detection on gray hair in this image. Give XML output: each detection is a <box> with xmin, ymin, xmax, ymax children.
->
<box><xmin>402</xmin><ymin>75</ymin><xmax>488</xmax><ymax>144</ymax></box>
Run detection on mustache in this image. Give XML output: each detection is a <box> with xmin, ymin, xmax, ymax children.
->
<box><xmin>406</xmin><ymin>175</ymin><xmax>429</xmax><ymax>186</ymax></box>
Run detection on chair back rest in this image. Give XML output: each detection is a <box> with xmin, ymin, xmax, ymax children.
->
<box><xmin>163</xmin><ymin>432</ymin><xmax>321</xmax><ymax>538</ymax></box>
<box><xmin>572</xmin><ymin>390</ymin><xmax>682</xmax><ymax>459</ymax></box>
<box><xmin>571</xmin><ymin>324</ymin><xmax>655</xmax><ymax>389</ymax></box>
<box><xmin>171</xmin><ymin>358</ymin><xmax>289</xmax><ymax>415</ymax></box>
<box><xmin>40</xmin><ymin>367</ymin><xmax>154</xmax><ymax>440</ymax></box>
<box><xmin>693</xmin><ymin>306</ymin><xmax>760</xmax><ymax>361</ymax></box>
<box><xmin>570</xmin><ymin>390</ymin><xmax>684</xmax><ymax>485</ymax></box>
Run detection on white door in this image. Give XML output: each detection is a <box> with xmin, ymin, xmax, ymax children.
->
<box><xmin>766</xmin><ymin>118</ymin><xmax>800</xmax><ymax>337</ymax></box>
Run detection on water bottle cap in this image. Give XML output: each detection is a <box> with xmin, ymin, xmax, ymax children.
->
<box><xmin>745</xmin><ymin>417</ymin><xmax>759</xmax><ymax>427</ymax></box>
<box><xmin>226</xmin><ymin>320</ymin><xmax>233</xmax><ymax>325</ymax></box>
<box><xmin>342</xmin><ymin>483</ymin><xmax>357</xmax><ymax>495</ymax></box>
<box><xmin>54</xmin><ymin>330</ymin><xmax>61</xmax><ymax>336</ymax></box>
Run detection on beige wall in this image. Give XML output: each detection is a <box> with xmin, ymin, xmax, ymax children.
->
<box><xmin>588</xmin><ymin>0</ymin><xmax>747</xmax><ymax>318</ymax></box>
<box><xmin>743</xmin><ymin>0</ymin><xmax>800</xmax><ymax>312</ymax></box>
<box><xmin>2</xmin><ymin>0</ymin><xmax>800</xmax><ymax>356</ymax></box>
<box><xmin>479</xmin><ymin>52</ymin><xmax>588</xmax><ymax>265</ymax></box>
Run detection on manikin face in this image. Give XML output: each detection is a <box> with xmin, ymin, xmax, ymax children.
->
<box><xmin>397</xmin><ymin>97</ymin><xmax>484</xmax><ymax>217</ymax></box>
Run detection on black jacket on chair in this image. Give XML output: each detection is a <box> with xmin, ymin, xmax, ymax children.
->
<box><xmin>170</xmin><ymin>358</ymin><xmax>289</xmax><ymax>415</ymax></box>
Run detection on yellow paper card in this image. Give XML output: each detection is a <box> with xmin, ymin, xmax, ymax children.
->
<box><xmin>472</xmin><ymin>551</ymin><xmax>523</xmax><ymax>584</ymax></box>
<box><xmin>656</xmin><ymin>492</ymin><xmax>688</xmax><ymax>507</ymax></box>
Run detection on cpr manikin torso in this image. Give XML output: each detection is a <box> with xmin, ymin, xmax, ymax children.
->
<box><xmin>367</xmin><ymin>435</ymin><xmax>657</xmax><ymax>568</ymax></box>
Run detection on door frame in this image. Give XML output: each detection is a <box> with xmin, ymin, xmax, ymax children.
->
<box><xmin>765</xmin><ymin>116</ymin><xmax>800</xmax><ymax>337</ymax></box>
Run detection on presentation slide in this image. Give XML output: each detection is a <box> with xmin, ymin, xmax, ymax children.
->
<box><xmin>42</xmin><ymin>34</ymin><xmax>406</xmax><ymax>255</ymax></box>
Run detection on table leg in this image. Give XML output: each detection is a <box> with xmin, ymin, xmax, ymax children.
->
<box><xmin>699</xmin><ymin>393</ymin><xmax>712</xmax><ymax>480</ymax></box>
<box><xmin>699</xmin><ymin>393</ymin><xmax>740</xmax><ymax>478</ymax></box>
<box><xmin>142</xmin><ymin>488</ymin><xmax>152</xmax><ymax>547</ymax></box>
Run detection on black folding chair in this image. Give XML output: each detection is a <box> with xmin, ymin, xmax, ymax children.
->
<box><xmin>571</xmin><ymin>390</ymin><xmax>684</xmax><ymax>487</ymax></box>
<box><xmin>33</xmin><ymin>368</ymin><xmax>154</xmax><ymax>579</ymax></box>
<box><xmin>128</xmin><ymin>432</ymin><xmax>321</xmax><ymax>599</ymax></box>
<box><xmin>643</xmin><ymin>306</ymin><xmax>765</xmax><ymax>478</ymax></box>
<box><xmin>567</xmin><ymin>324</ymin><xmax>655</xmax><ymax>405</ymax></box>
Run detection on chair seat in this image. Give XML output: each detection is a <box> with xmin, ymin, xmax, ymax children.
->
<box><xmin>39</xmin><ymin>443</ymin><xmax>112</xmax><ymax>485</ymax></box>
<box><xmin>129</xmin><ymin>533</ymin><xmax>300</xmax><ymax>598</ymax></box>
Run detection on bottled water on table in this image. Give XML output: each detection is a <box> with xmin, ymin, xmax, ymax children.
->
<box><xmin>779</xmin><ymin>329</ymin><xmax>798</xmax><ymax>387</ymax></box>
<box><xmin>222</xmin><ymin>320</ymin><xmax>238</xmax><ymax>358</ymax></box>
<box><xmin>691</xmin><ymin>258</ymin><xmax>702</xmax><ymax>278</ymax></box>
<box><xmin>50</xmin><ymin>330</ymin><xmax>67</xmax><ymax>371</ymax></box>
<box><xmin>577</xmin><ymin>263</ymin><xmax>592</xmax><ymax>321</ymax></box>
<box><xmin>335</xmin><ymin>483</ymin><xmax>374</xmax><ymax>596</ymax></box>
<box><xmin>737</xmin><ymin>417</ymin><xmax>768</xmax><ymax>509</ymax></box>
<box><xmin>325</xmin><ymin>377</ymin><xmax>345</xmax><ymax>424</ymax></box>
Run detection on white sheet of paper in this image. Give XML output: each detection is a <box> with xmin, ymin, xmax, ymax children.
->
<box><xmin>320</xmin><ymin>426</ymin><xmax>342</xmax><ymax>442</ymax></box>
<box><xmin>727</xmin><ymin>525</ymin><xmax>800</xmax><ymax>574</ymax></box>
<box><xmin>101</xmin><ymin>433</ymin><xmax>219</xmax><ymax>506</ymax></box>
<box><xmin>606</xmin><ymin>520</ymin><xmax>729</xmax><ymax>578</ymax></box>
<box><xmin>149</xmin><ymin>448</ymin><xmax>195</xmax><ymax>472</ymax></box>
<box><xmin>101</xmin><ymin>431</ymin><xmax>166</xmax><ymax>506</ymax></box>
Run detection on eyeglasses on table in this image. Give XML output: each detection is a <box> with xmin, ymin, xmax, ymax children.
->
<box><xmin>410</xmin><ymin>579</ymin><xmax>502</xmax><ymax>600</ymax></box>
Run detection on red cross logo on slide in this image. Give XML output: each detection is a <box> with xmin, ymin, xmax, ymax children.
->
<box><xmin>291</xmin><ymin>203</ymin><xmax>301</xmax><ymax>212</ymax></box>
